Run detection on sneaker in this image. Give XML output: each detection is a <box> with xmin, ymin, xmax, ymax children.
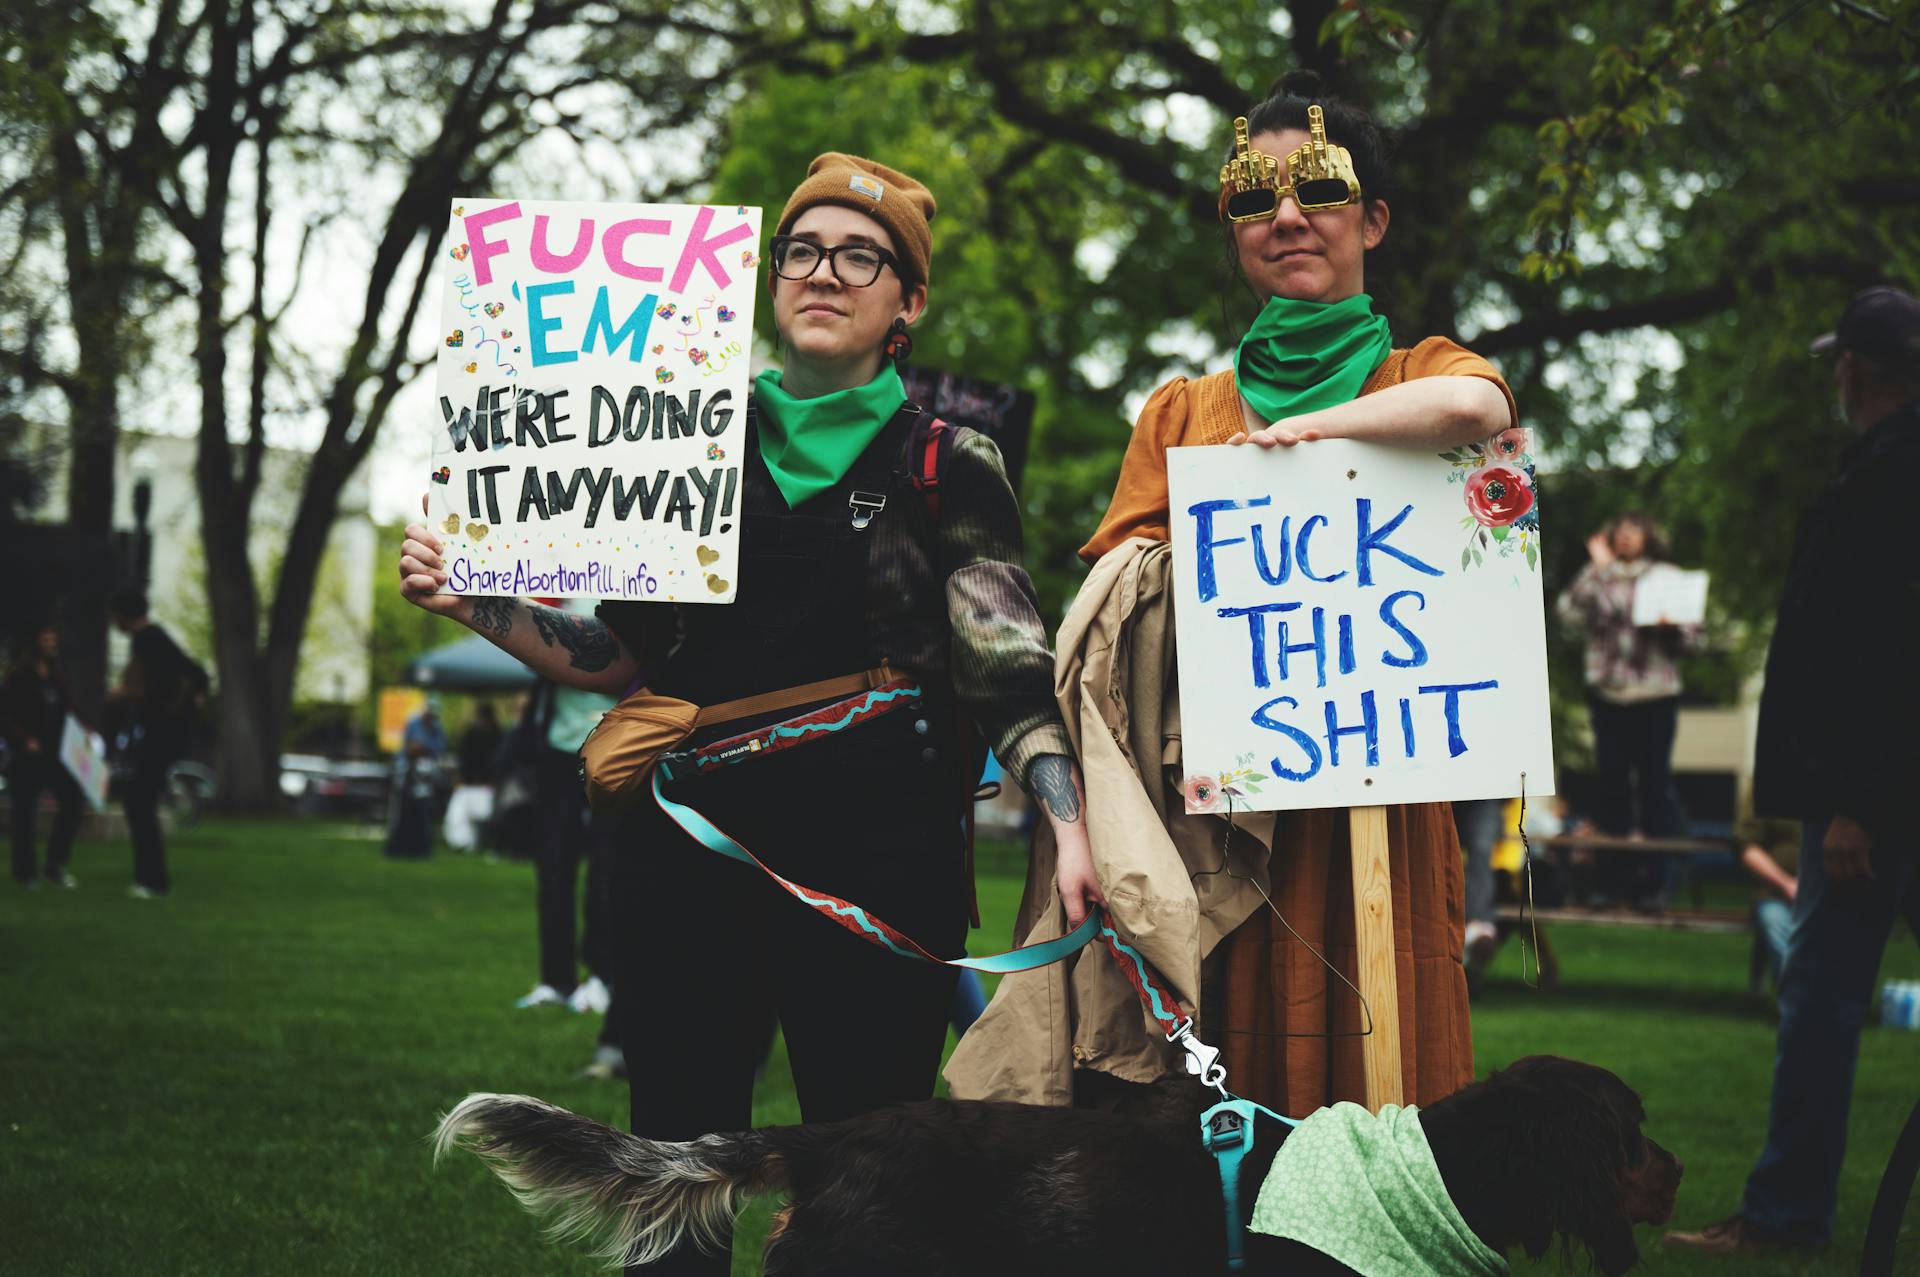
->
<box><xmin>1464</xmin><ymin>920</ymin><xmax>1499</xmax><ymax>964</ymax></box>
<box><xmin>514</xmin><ymin>983</ymin><xmax>567</xmax><ymax>1009</ymax></box>
<box><xmin>44</xmin><ymin>871</ymin><xmax>78</xmax><ymax>889</ymax></box>
<box><xmin>1664</xmin><ymin>1213</ymin><xmax>1819</xmax><ymax>1254</ymax></box>
<box><xmin>579</xmin><ymin>1044</ymin><xmax>627</xmax><ymax>1080</ymax></box>
<box><xmin>128</xmin><ymin>884</ymin><xmax>167</xmax><ymax>899</ymax></box>
<box><xmin>568</xmin><ymin>975</ymin><xmax>611</xmax><ymax>1014</ymax></box>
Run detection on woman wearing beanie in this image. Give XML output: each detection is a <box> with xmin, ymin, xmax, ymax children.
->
<box><xmin>1081</xmin><ymin>74</ymin><xmax>1518</xmax><ymax>1114</ymax></box>
<box><xmin>401</xmin><ymin>154</ymin><xmax>1096</xmax><ymax>1274</ymax></box>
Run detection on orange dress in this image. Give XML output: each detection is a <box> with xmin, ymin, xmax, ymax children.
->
<box><xmin>1081</xmin><ymin>337</ymin><xmax>1517</xmax><ymax>1114</ymax></box>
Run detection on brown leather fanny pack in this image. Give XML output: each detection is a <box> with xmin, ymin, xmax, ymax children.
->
<box><xmin>578</xmin><ymin>663</ymin><xmax>903</xmax><ymax>815</ymax></box>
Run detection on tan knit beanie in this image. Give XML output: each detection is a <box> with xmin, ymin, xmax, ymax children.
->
<box><xmin>775</xmin><ymin>153</ymin><xmax>936</xmax><ymax>288</ymax></box>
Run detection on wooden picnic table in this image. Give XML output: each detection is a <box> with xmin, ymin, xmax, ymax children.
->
<box><xmin>1536</xmin><ymin>832</ymin><xmax>1734</xmax><ymax>856</ymax></box>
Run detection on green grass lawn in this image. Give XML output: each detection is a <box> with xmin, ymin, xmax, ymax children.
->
<box><xmin>2</xmin><ymin>818</ymin><xmax>1915</xmax><ymax>1275</ymax></box>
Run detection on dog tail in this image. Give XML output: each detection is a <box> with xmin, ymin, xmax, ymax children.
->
<box><xmin>433</xmin><ymin>1093</ymin><xmax>786</xmax><ymax>1268</ymax></box>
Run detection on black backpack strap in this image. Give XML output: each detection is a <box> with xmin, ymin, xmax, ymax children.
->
<box><xmin>906</xmin><ymin>409</ymin><xmax>957</xmax><ymax>522</ymax></box>
<box><xmin>893</xmin><ymin>402</ymin><xmax>985</xmax><ymax>927</ymax></box>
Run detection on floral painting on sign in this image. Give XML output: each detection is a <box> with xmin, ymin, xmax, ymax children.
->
<box><xmin>1185</xmin><ymin>754</ymin><xmax>1276</xmax><ymax>813</ymax></box>
<box><xmin>1441</xmin><ymin>427</ymin><xmax>1540</xmax><ymax>572</ymax></box>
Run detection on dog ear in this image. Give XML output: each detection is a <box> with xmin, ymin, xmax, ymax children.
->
<box><xmin>1518</xmin><ymin>1061</ymin><xmax>1646</xmax><ymax>1276</ymax></box>
<box><xmin>1579</xmin><ymin>1209</ymin><xmax>1641</xmax><ymax>1277</ymax></box>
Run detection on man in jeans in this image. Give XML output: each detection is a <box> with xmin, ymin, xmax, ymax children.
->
<box><xmin>1667</xmin><ymin>286</ymin><xmax>1920</xmax><ymax>1255</ymax></box>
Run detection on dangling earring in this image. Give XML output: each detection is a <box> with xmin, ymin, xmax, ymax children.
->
<box><xmin>883</xmin><ymin>317</ymin><xmax>914</xmax><ymax>363</ymax></box>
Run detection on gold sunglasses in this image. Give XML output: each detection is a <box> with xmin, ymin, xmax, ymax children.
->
<box><xmin>1218</xmin><ymin>105</ymin><xmax>1363</xmax><ymax>224</ymax></box>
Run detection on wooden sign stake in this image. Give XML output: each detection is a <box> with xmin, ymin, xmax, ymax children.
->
<box><xmin>1349</xmin><ymin>805</ymin><xmax>1404</xmax><ymax>1110</ymax></box>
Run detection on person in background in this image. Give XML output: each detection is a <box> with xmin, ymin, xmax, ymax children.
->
<box><xmin>5</xmin><ymin>624</ymin><xmax>84</xmax><ymax>889</ymax></box>
<box><xmin>1667</xmin><ymin>285</ymin><xmax>1920</xmax><ymax>1255</ymax></box>
<box><xmin>517</xmin><ymin>647</ymin><xmax>619</xmax><ymax>1021</ymax></box>
<box><xmin>108</xmin><ymin>588</ymin><xmax>209</xmax><ymax>898</ymax></box>
<box><xmin>443</xmin><ymin>702</ymin><xmax>501</xmax><ymax>853</ymax></box>
<box><xmin>1555</xmin><ymin>513</ymin><xmax>1702</xmax><ymax>909</ymax></box>
<box><xmin>1739</xmin><ymin>817</ymin><xmax>1799</xmax><ymax>995</ymax></box>
<box><xmin>386</xmin><ymin>697</ymin><xmax>447</xmax><ymax>860</ymax></box>
<box><xmin>1452</xmin><ymin>798</ymin><xmax>1503</xmax><ymax>993</ymax></box>
<box><xmin>403</xmin><ymin>697</ymin><xmax>449</xmax><ymax>761</ymax></box>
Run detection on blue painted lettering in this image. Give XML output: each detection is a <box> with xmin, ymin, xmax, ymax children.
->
<box><xmin>1324</xmin><ymin>690</ymin><xmax>1381</xmax><ymax>768</ymax></box>
<box><xmin>525</xmin><ymin>280</ymin><xmax>577</xmax><ymax>366</ymax></box>
<box><xmin>1297</xmin><ymin>514</ymin><xmax>1347</xmax><ymax>582</ymax></box>
<box><xmin>1188</xmin><ymin>496</ymin><xmax>1269</xmax><ymax>603</ymax></box>
<box><xmin>1416</xmin><ymin>680</ymin><xmax>1500</xmax><ymax>757</ymax></box>
<box><xmin>1355</xmin><ymin>498</ymin><xmax>1443</xmax><ymax>586</ymax></box>
<box><xmin>1379</xmin><ymin>590</ymin><xmax>1430</xmax><ymax>668</ymax></box>
<box><xmin>1276</xmin><ymin>606</ymin><xmax>1328</xmax><ymax>688</ymax></box>
<box><xmin>1218</xmin><ymin>602</ymin><xmax>1299</xmax><ymax>689</ymax></box>
<box><xmin>1251</xmin><ymin>695</ymin><xmax>1323</xmax><ymax>781</ymax></box>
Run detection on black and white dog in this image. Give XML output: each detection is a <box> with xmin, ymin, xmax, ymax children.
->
<box><xmin>434</xmin><ymin>1055</ymin><xmax>1680</xmax><ymax>1275</ymax></box>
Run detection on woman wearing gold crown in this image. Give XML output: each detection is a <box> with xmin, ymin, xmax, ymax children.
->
<box><xmin>1081</xmin><ymin>72</ymin><xmax>1519</xmax><ymax>1113</ymax></box>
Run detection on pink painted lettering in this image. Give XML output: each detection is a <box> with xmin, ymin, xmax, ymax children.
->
<box><xmin>669</xmin><ymin>206</ymin><xmax>754</xmax><ymax>294</ymax></box>
<box><xmin>530</xmin><ymin>214</ymin><xmax>595</xmax><ymax>274</ymax></box>
<box><xmin>463</xmin><ymin>202</ymin><xmax>523</xmax><ymax>287</ymax></box>
<box><xmin>601</xmin><ymin>217</ymin><xmax>672</xmax><ymax>283</ymax></box>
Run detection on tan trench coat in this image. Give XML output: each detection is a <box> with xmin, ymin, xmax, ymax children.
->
<box><xmin>944</xmin><ymin>538</ymin><xmax>1278</xmax><ymax>1103</ymax></box>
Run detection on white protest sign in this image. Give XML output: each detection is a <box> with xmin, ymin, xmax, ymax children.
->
<box><xmin>1168</xmin><ymin>433</ymin><xmax>1554</xmax><ymax>813</ymax></box>
<box><xmin>59</xmin><ymin>714</ymin><xmax>109</xmax><ymax>812</ymax></box>
<box><xmin>432</xmin><ymin>197</ymin><xmax>763</xmax><ymax>603</ymax></box>
<box><xmin>1631</xmin><ymin>565</ymin><xmax>1708</xmax><ymax>627</ymax></box>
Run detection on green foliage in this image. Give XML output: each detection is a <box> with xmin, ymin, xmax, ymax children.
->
<box><xmin>700</xmin><ymin>0</ymin><xmax>1917</xmax><ymax>668</ymax></box>
<box><xmin>10</xmin><ymin>0</ymin><xmax>1918</xmax><ymax>725</ymax></box>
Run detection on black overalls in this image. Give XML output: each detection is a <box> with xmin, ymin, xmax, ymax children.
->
<box><xmin>608</xmin><ymin>403</ymin><xmax>970</xmax><ymax>1277</ymax></box>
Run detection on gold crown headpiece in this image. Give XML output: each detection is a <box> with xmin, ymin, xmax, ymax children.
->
<box><xmin>1218</xmin><ymin>104</ymin><xmax>1363</xmax><ymax>224</ymax></box>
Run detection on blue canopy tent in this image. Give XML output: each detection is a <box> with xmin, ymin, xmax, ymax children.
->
<box><xmin>403</xmin><ymin>634</ymin><xmax>537</xmax><ymax>691</ymax></box>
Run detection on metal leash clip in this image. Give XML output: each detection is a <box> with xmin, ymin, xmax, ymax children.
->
<box><xmin>1168</xmin><ymin>1017</ymin><xmax>1229</xmax><ymax>1099</ymax></box>
<box><xmin>848</xmin><ymin>490</ymin><xmax>887</xmax><ymax>530</ymax></box>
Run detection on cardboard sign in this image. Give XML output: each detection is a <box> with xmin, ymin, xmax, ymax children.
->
<box><xmin>1631</xmin><ymin>565</ymin><xmax>1709</xmax><ymax>627</ymax></box>
<box><xmin>432</xmin><ymin>198</ymin><xmax>763</xmax><ymax>603</ymax></box>
<box><xmin>1168</xmin><ymin>434</ymin><xmax>1554</xmax><ymax>813</ymax></box>
<box><xmin>59</xmin><ymin>714</ymin><xmax>109</xmax><ymax>812</ymax></box>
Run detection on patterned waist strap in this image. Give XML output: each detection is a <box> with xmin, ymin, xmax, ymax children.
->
<box><xmin>656</xmin><ymin>677</ymin><xmax>923</xmax><ymax>784</ymax></box>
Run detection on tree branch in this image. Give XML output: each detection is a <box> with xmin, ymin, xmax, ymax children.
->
<box><xmin>1474</xmin><ymin>281</ymin><xmax>1740</xmax><ymax>354</ymax></box>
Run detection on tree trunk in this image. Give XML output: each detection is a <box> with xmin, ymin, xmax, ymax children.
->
<box><xmin>59</xmin><ymin>362</ymin><xmax>120</xmax><ymax>727</ymax></box>
<box><xmin>191</xmin><ymin>0</ymin><xmax>281</xmax><ymax>810</ymax></box>
<box><xmin>207</xmin><ymin>653</ymin><xmax>280</xmax><ymax>813</ymax></box>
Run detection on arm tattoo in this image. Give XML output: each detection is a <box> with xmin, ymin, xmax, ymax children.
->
<box><xmin>1029</xmin><ymin>754</ymin><xmax>1082</xmax><ymax>823</ymax></box>
<box><xmin>469</xmin><ymin>597</ymin><xmax>515</xmax><ymax>640</ymax></box>
<box><xmin>528</xmin><ymin>605</ymin><xmax>618</xmax><ymax>673</ymax></box>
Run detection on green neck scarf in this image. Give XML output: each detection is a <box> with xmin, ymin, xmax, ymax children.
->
<box><xmin>1251</xmin><ymin>1102</ymin><xmax>1509</xmax><ymax>1277</ymax></box>
<box><xmin>1234</xmin><ymin>293</ymin><xmax>1393</xmax><ymax>424</ymax></box>
<box><xmin>753</xmin><ymin>364</ymin><xmax>907</xmax><ymax>508</ymax></box>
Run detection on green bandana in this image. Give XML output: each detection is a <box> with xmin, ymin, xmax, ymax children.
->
<box><xmin>1250</xmin><ymin>1102</ymin><xmax>1508</xmax><ymax>1277</ymax></box>
<box><xmin>753</xmin><ymin>364</ymin><xmax>907</xmax><ymax>508</ymax></box>
<box><xmin>1233</xmin><ymin>293</ymin><xmax>1392</xmax><ymax>425</ymax></box>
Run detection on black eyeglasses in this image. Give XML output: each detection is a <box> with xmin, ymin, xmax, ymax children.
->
<box><xmin>768</xmin><ymin>236</ymin><xmax>900</xmax><ymax>287</ymax></box>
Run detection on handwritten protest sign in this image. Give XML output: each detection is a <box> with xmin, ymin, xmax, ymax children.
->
<box><xmin>60</xmin><ymin>714</ymin><xmax>109</xmax><ymax>812</ymax></box>
<box><xmin>1631</xmin><ymin>565</ymin><xmax>1709</xmax><ymax>627</ymax></box>
<box><xmin>1168</xmin><ymin>433</ymin><xmax>1554</xmax><ymax>813</ymax></box>
<box><xmin>432</xmin><ymin>198</ymin><xmax>762</xmax><ymax>603</ymax></box>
